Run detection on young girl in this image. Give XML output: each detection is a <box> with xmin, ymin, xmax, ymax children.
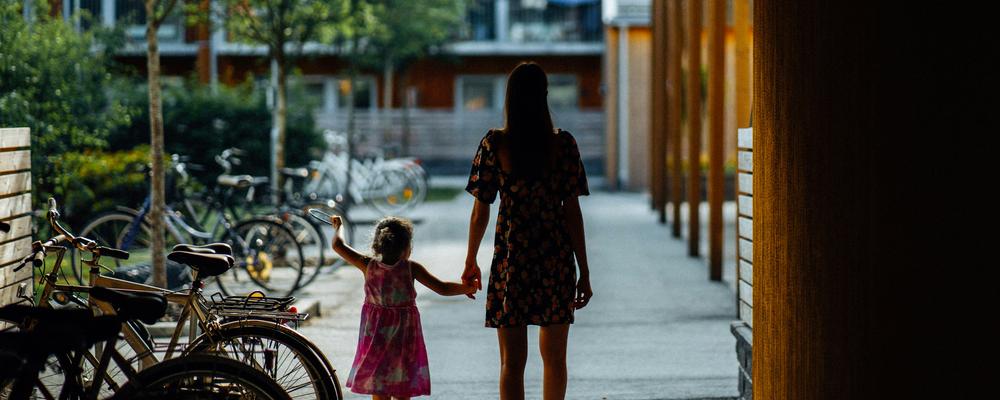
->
<box><xmin>329</xmin><ymin>215</ymin><xmax>475</xmax><ymax>399</ymax></box>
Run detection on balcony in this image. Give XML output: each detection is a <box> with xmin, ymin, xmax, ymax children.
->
<box><xmin>453</xmin><ymin>0</ymin><xmax>604</xmax><ymax>55</ymax></box>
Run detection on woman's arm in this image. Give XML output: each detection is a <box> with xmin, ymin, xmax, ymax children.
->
<box><xmin>463</xmin><ymin>199</ymin><xmax>491</xmax><ymax>296</ymax></box>
<box><xmin>412</xmin><ymin>261</ymin><xmax>476</xmax><ymax>296</ymax></box>
<box><xmin>329</xmin><ymin>216</ymin><xmax>369</xmax><ymax>273</ymax></box>
<box><xmin>564</xmin><ymin>196</ymin><xmax>593</xmax><ymax>309</ymax></box>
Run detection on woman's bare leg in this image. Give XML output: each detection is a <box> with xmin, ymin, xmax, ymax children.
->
<box><xmin>498</xmin><ymin>326</ymin><xmax>528</xmax><ymax>400</ymax></box>
<box><xmin>539</xmin><ymin>324</ymin><xmax>570</xmax><ymax>400</ymax></box>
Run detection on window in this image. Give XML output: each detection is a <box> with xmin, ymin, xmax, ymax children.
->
<box><xmin>336</xmin><ymin>78</ymin><xmax>375</xmax><ymax>110</ymax></box>
<box><xmin>288</xmin><ymin>76</ymin><xmax>376</xmax><ymax>112</ymax></box>
<box><xmin>456</xmin><ymin>74</ymin><xmax>579</xmax><ymax>111</ymax></box>
<box><xmin>115</xmin><ymin>0</ymin><xmax>184</xmax><ymax>43</ymax></box>
<box><xmin>547</xmin><ymin>74</ymin><xmax>579</xmax><ymax>109</ymax></box>
<box><xmin>459</xmin><ymin>77</ymin><xmax>499</xmax><ymax>111</ymax></box>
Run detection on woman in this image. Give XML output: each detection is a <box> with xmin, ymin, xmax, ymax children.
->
<box><xmin>463</xmin><ymin>62</ymin><xmax>593</xmax><ymax>400</ymax></box>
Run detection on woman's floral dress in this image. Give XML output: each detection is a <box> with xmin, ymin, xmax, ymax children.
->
<box><xmin>466</xmin><ymin>129</ymin><xmax>589</xmax><ymax>327</ymax></box>
<box><xmin>346</xmin><ymin>259</ymin><xmax>431</xmax><ymax>397</ymax></box>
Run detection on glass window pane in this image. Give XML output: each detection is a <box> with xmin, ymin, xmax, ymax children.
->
<box><xmin>462</xmin><ymin>78</ymin><xmax>495</xmax><ymax>111</ymax></box>
<box><xmin>548</xmin><ymin>75</ymin><xmax>578</xmax><ymax>109</ymax></box>
<box><xmin>337</xmin><ymin>78</ymin><xmax>373</xmax><ymax>109</ymax></box>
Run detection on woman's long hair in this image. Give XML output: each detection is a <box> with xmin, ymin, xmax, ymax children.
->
<box><xmin>502</xmin><ymin>62</ymin><xmax>556</xmax><ymax>178</ymax></box>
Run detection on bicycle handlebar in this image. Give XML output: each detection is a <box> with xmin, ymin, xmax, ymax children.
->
<box><xmin>43</xmin><ymin>198</ymin><xmax>129</xmax><ymax>259</ymax></box>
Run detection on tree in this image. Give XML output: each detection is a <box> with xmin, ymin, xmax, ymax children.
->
<box><xmin>364</xmin><ymin>0</ymin><xmax>465</xmax><ymax>154</ymax></box>
<box><xmin>0</xmin><ymin>1</ymin><xmax>135</xmax><ymax>216</ymax></box>
<box><xmin>217</xmin><ymin>0</ymin><xmax>347</xmax><ymax>192</ymax></box>
<box><xmin>146</xmin><ymin>0</ymin><xmax>181</xmax><ymax>288</ymax></box>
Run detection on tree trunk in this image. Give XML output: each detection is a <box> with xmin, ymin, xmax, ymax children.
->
<box><xmin>274</xmin><ymin>53</ymin><xmax>288</xmax><ymax>193</ymax></box>
<box><xmin>146</xmin><ymin>0</ymin><xmax>166</xmax><ymax>288</ymax></box>
<box><xmin>401</xmin><ymin>69</ymin><xmax>411</xmax><ymax>156</ymax></box>
<box><xmin>381</xmin><ymin>61</ymin><xmax>394</xmax><ymax>149</ymax></box>
<box><xmin>344</xmin><ymin>66</ymin><xmax>357</xmax><ymax>200</ymax></box>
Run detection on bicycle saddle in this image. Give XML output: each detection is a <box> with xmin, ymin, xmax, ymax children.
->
<box><xmin>90</xmin><ymin>286</ymin><xmax>168</xmax><ymax>325</ymax></box>
<box><xmin>172</xmin><ymin>242</ymin><xmax>233</xmax><ymax>256</ymax></box>
<box><xmin>280</xmin><ymin>167</ymin><xmax>309</xmax><ymax>178</ymax></box>
<box><xmin>168</xmin><ymin>250</ymin><xmax>234</xmax><ymax>278</ymax></box>
<box><xmin>217</xmin><ymin>174</ymin><xmax>269</xmax><ymax>189</ymax></box>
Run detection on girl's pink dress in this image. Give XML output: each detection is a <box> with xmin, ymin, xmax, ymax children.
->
<box><xmin>346</xmin><ymin>258</ymin><xmax>431</xmax><ymax>397</ymax></box>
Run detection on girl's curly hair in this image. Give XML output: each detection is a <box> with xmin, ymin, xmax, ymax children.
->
<box><xmin>371</xmin><ymin>216</ymin><xmax>413</xmax><ymax>262</ymax></box>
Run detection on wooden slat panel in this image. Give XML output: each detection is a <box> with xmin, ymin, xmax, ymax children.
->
<box><xmin>740</xmin><ymin>300</ymin><xmax>753</xmax><ymax>327</ymax></box>
<box><xmin>740</xmin><ymin>280</ymin><xmax>753</xmax><ymax>305</ymax></box>
<box><xmin>739</xmin><ymin>238</ymin><xmax>753</xmax><ymax>262</ymax></box>
<box><xmin>738</xmin><ymin>173</ymin><xmax>753</xmax><ymax>195</ymax></box>
<box><xmin>738</xmin><ymin>216</ymin><xmax>753</xmax><ymax>241</ymax></box>
<box><xmin>738</xmin><ymin>150</ymin><xmax>753</xmax><ymax>172</ymax></box>
<box><xmin>0</xmin><ymin>150</ymin><xmax>30</xmax><ymax>173</ymax></box>
<box><xmin>738</xmin><ymin>127</ymin><xmax>753</xmax><ymax>149</ymax></box>
<box><xmin>740</xmin><ymin>259</ymin><xmax>753</xmax><ymax>285</ymax></box>
<box><xmin>0</xmin><ymin>172</ymin><xmax>31</xmax><ymax>196</ymax></box>
<box><xmin>0</xmin><ymin>216</ymin><xmax>32</xmax><ymax>242</ymax></box>
<box><xmin>0</xmin><ymin>194</ymin><xmax>32</xmax><ymax>219</ymax></box>
<box><xmin>0</xmin><ymin>263</ymin><xmax>31</xmax><ymax>290</ymax></box>
<box><xmin>0</xmin><ymin>237</ymin><xmax>32</xmax><ymax>268</ymax></box>
<box><xmin>0</xmin><ymin>128</ymin><xmax>30</xmax><ymax>149</ymax></box>
<box><xmin>738</xmin><ymin>195</ymin><xmax>753</xmax><ymax>217</ymax></box>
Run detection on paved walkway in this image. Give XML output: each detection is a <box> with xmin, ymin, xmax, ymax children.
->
<box><xmin>296</xmin><ymin>190</ymin><xmax>739</xmax><ymax>399</ymax></box>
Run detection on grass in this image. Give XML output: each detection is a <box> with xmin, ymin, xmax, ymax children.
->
<box><xmin>425</xmin><ymin>187</ymin><xmax>463</xmax><ymax>202</ymax></box>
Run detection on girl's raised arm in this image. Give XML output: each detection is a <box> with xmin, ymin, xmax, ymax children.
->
<box><xmin>412</xmin><ymin>261</ymin><xmax>476</xmax><ymax>297</ymax></box>
<box><xmin>330</xmin><ymin>216</ymin><xmax>370</xmax><ymax>273</ymax></box>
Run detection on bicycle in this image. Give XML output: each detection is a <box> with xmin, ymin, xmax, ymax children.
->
<box><xmin>32</xmin><ymin>198</ymin><xmax>343</xmax><ymax>399</ymax></box>
<box><xmin>304</xmin><ymin>130</ymin><xmax>428</xmax><ymax>216</ymax></box>
<box><xmin>72</xmin><ymin>163</ymin><xmax>306</xmax><ymax>297</ymax></box>
<box><xmin>0</xmin><ymin>289</ymin><xmax>292</xmax><ymax>400</ymax></box>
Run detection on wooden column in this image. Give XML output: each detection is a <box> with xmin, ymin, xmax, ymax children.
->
<box><xmin>734</xmin><ymin>0</ymin><xmax>751</xmax><ymax>128</ymax></box>
<box><xmin>667</xmin><ymin>0</ymin><xmax>683</xmax><ymax>238</ymax></box>
<box><xmin>685</xmin><ymin>0</ymin><xmax>702</xmax><ymax>257</ymax></box>
<box><xmin>650</xmin><ymin>0</ymin><xmax>666</xmax><ymax>220</ymax></box>
<box><xmin>706</xmin><ymin>0</ymin><xmax>724</xmax><ymax>280</ymax></box>
<box><xmin>751</xmin><ymin>1</ymin><xmax>992</xmax><ymax>398</ymax></box>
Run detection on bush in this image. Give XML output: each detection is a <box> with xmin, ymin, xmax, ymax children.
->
<box><xmin>49</xmin><ymin>146</ymin><xmax>151</xmax><ymax>229</ymax></box>
<box><xmin>1</xmin><ymin>4</ymin><xmax>138</xmax><ymax>215</ymax></box>
<box><xmin>108</xmin><ymin>81</ymin><xmax>324</xmax><ymax>182</ymax></box>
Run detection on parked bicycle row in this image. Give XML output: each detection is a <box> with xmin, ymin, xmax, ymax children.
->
<box><xmin>71</xmin><ymin>136</ymin><xmax>427</xmax><ymax>298</ymax></box>
<box><xmin>1</xmin><ymin>198</ymin><xmax>342</xmax><ymax>399</ymax></box>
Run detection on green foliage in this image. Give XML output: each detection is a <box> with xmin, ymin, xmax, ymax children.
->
<box><xmin>218</xmin><ymin>0</ymin><xmax>349</xmax><ymax>61</ymax></box>
<box><xmin>361</xmin><ymin>0</ymin><xmax>466</xmax><ymax>69</ymax></box>
<box><xmin>108</xmin><ymin>81</ymin><xmax>324</xmax><ymax>180</ymax></box>
<box><xmin>50</xmin><ymin>146</ymin><xmax>152</xmax><ymax>229</ymax></box>
<box><xmin>0</xmin><ymin>3</ymin><xmax>138</xmax><ymax>213</ymax></box>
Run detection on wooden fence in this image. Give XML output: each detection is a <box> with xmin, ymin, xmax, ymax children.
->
<box><xmin>1</xmin><ymin>127</ymin><xmax>32</xmax><ymax>330</ymax></box>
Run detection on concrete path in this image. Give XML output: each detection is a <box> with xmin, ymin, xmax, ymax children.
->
<box><xmin>296</xmin><ymin>190</ymin><xmax>739</xmax><ymax>399</ymax></box>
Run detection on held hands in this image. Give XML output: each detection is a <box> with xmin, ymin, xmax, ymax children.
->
<box><xmin>462</xmin><ymin>257</ymin><xmax>483</xmax><ymax>300</ymax></box>
<box><xmin>574</xmin><ymin>275</ymin><xmax>593</xmax><ymax>309</ymax></box>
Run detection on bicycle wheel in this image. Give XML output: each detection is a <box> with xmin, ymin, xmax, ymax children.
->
<box><xmin>212</xmin><ymin>218</ymin><xmax>304</xmax><ymax>297</ymax></box>
<box><xmin>298</xmin><ymin>201</ymin><xmax>353</xmax><ymax>286</ymax></box>
<box><xmin>1</xmin><ymin>352</ymin><xmax>79</xmax><ymax>400</ymax></box>
<box><xmin>276</xmin><ymin>210</ymin><xmax>326</xmax><ymax>288</ymax></box>
<box><xmin>366</xmin><ymin>167</ymin><xmax>416</xmax><ymax>215</ymax></box>
<box><xmin>73</xmin><ymin>211</ymin><xmax>154</xmax><ymax>284</ymax></box>
<box><xmin>114</xmin><ymin>354</ymin><xmax>291</xmax><ymax>400</ymax></box>
<box><xmin>186</xmin><ymin>323</ymin><xmax>339</xmax><ymax>399</ymax></box>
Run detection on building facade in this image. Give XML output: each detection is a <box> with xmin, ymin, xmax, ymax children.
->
<box><xmin>63</xmin><ymin>0</ymin><xmax>607</xmax><ymax>175</ymax></box>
